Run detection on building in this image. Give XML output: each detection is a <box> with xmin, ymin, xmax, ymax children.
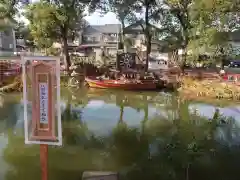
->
<box><xmin>78</xmin><ymin>24</ymin><xmax>121</xmax><ymax>62</ymax></box>
<box><xmin>124</xmin><ymin>21</ymin><xmax>162</xmax><ymax>54</ymax></box>
<box><xmin>78</xmin><ymin>22</ymin><xmax>162</xmax><ymax>63</ymax></box>
<box><xmin>0</xmin><ymin>18</ymin><xmax>16</xmax><ymax>56</ymax></box>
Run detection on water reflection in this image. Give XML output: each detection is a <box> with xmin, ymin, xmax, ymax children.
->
<box><xmin>1</xmin><ymin>90</ymin><xmax>240</xmax><ymax>180</ymax></box>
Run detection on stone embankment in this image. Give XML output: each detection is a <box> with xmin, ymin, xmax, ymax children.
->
<box><xmin>178</xmin><ymin>77</ymin><xmax>240</xmax><ymax>100</ymax></box>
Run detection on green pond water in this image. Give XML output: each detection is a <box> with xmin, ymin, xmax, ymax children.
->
<box><xmin>0</xmin><ymin>88</ymin><xmax>240</xmax><ymax>180</ymax></box>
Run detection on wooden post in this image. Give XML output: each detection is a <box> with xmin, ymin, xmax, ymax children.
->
<box><xmin>40</xmin><ymin>144</ymin><xmax>48</xmax><ymax>180</ymax></box>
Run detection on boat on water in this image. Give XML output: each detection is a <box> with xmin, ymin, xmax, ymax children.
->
<box><xmin>221</xmin><ymin>61</ymin><xmax>240</xmax><ymax>84</ymax></box>
<box><xmin>85</xmin><ymin>76</ymin><xmax>157</xmax><ymax>90</ymax></box>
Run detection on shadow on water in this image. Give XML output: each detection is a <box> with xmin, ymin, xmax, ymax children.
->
<box><xmin>1</xmin><ymin>89</ymin><xmax>240</xmax><ymax>180</ymax></box>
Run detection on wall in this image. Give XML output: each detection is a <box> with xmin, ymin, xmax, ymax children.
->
<box><xmin>0</xmin><ymin>28</ymin><xmax>14</xmax><ymax>52</ymax></box>
<box><xmin>107</xmin><ymin>48</ymin><xmax>118</xmax><ymax>56</ymax></box>
<box><xmin>93</xmin><ymin>48</ymin><xmax>102</xmax><ymax>62</ymax></box>
<box><xmin>82</xmin><ymin>33</ymin><xmax>101</xmax><ymax>44</ymax></box>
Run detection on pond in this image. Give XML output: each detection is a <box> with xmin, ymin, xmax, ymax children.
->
<box><xmin>0</xmin><ymin>88</ymin><xmax>240</xmax><ymax>180</ymax></box>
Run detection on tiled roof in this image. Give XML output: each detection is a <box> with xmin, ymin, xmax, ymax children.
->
<box><xmin>79</xmin><ymin>43</ymin><xmax>117</xmax><ymax>48</ymax></box>
<box><xmin>83</xmin><ymin>24</ymin><xmax>121</xmax><ymax>34</ymax></box>
<box><xmin>124</xmin><ymin>20</ymin><xmax>160</xmax><ymax>33</ymax></box>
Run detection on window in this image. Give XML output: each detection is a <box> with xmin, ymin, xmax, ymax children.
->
<box><xmin>83</xmin><ymin>36</ymin><xmax>97</xmax><ymax>42</ymax></box>
<box><xmin>92</xmin><ymin>37</ymin><xmax>96</xmax><ymax>42</ymax></box>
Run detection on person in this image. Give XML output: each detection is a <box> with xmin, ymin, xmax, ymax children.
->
<box><xmin>120</xmin><ymin>74</ymin><xmax>126</xmax><ymax>81</ymax></box>
<box><xmin>219</xmin><ymin>68</ymin><xmax>225</xmax><ymax>76</ymax></box>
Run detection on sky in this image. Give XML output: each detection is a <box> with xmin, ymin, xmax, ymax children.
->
<box><xmin>84</xmin><ymin>12</ymin><xmax>120</xmax><ymax>25</ymax></box>
<box><xmin>20</xmin><ymin>11</ymin><xmax>120</xmax><ymax>25</ymax></box>
<box><xmin>22</xmin><ymin>0</ymin><xmax>120</xmax><ymax>25</ymax></box>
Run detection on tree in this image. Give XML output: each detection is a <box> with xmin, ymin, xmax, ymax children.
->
<box><xmin>25</xmin><ymin>0</ymin><xmax>98</xmax><ymax>71</ymax></box>
<box><xmin>187</xmin><ymin>0</ymin><xmax>240</xmax><ymax>64</ymax></box>
<box><xmin>135</xmin><ymin>0</ymin><xmax>162</xmax><ymax>71</ymax></box>
<box><xmin>155</xmin><ymin>0</ymin><xmax>194</xmax><ymax>69</ymax></box>
<box><xmin>0</xmin><ymin>0</ymin><xmax>29</xmax><ymax>19</ymax></box>
<box><xmin>102</xmin><ymin>0</ymin><xmax>140</xmax><ymax>50</ymax></box>
<box><xmin>156</xmin><ymin>10</ymin><xmax>183</xmax><ymax>63</ymax></box>
<box><xmin>15</xmin><ymin>21</ymin><xmax>34</xmax><ymax>48</ymax></box>
<box><xmin>155</xmin><ymin>0</ymin><xmax>240</xmax><ymax>68</ymax></box>
<box><xmin>25</xmin><ymin>2</ymin><xmax>58</xmax><ymax>50</ymax></box>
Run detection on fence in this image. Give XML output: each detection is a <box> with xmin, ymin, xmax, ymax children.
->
<box><xmin>0</xmin><ymin>55</ymin><xmax>21</xmax><ymax>85</ymax></box>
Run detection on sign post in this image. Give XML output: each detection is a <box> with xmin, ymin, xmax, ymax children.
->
<box><xmin>22</xmin><ymin>56</ymin><xmax>62</xmax><ymax>180</ymax></box>
<box><xmin>40</xmin><ymin>144</ymin><xmax>48</xmax><ymax>180</ymax></box>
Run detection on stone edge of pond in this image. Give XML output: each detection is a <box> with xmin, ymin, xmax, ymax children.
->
<box><xmin>180</xmin><ymin>93</ymin><xmax>240</xmax><ymax>107</ymax></box>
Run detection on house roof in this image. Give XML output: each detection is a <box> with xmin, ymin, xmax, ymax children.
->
<box><xmin>83</xmin><ymin>21</ymin><xmax>160</xmax><ymax>35</ymax></box>
<box><xmin>79</xmin><ymin>43</ymin><xmax>118</xmax><ymax>48</ymax></box>
<box><xmin>83</xmin><ymin>24</ymin><xmax>121</xmax><ymax>35</ymax></box>
<box><xmin>124</xmin><ymin>20</ymin><xmax>160</xmax><ymax>34</ymax></box>
<box><xmin>229</xmin><ymin>30</ymin><xmax>240</xmax><ymax>42</ymax></box>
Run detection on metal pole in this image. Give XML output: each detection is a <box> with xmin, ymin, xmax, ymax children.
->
<box><xmin>40</xmin><ymin>144</ymin><xmax>48</xmax><ymax>180</ymax></box>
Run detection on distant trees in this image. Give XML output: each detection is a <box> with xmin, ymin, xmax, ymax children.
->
<box><xmin>25</xmin><ymin>0</ymin><xmax>99</xmax><ymax>70</ymax></box>
<box><xmin>9</xmin><ymin>0</ymin><xmax>240</xmax><ymax>70</ymax></box>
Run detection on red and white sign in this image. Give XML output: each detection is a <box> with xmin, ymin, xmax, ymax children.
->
<box><xmin>22</xmin><ymin>56</ymin><xmax>62</xmax><ymax>146</ymax></box>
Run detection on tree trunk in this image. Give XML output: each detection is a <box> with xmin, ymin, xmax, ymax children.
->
<box><xmin>120</xmin><ymin>20</ymin><xmax>125</xmax><ymax>51</ymax></box>
<box><xmin>172</xmin><ymin>49</ymin><xmax>179</xmax><ymax>63</ymax></box>
<box><xmin>181</xmin><ymin>30</ymin><xmax>188</xmax><ymax>72</ymax></box>
<box><xmin>220</xmin><ymin>47</ymin><xmax>225</xmax><ymax>69</ymax></box>
<box><xmin>144</xmin><ymin>2</ymin><xmax>151</xmax><ymax>72</ymax></box>
<box><xmin>169</xmin><ymin>50</ymin><xmax>179</xmax><ymax>66</ymax></box>
<box><xmin>62</xmin><ymin>32</ymin><xmax>71</xmax><ymax>72</ymax></box>
<box><xmin>145</xmin><ymin>36</ymin><xmax>151</xmax><ymax>72</ymax></box>
<box><xmin>181</xmin><ymin>47</ymin><xmax>187</xmax><ymax>71</ymax></box>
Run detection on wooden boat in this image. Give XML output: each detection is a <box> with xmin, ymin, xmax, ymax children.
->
<box><xmin>222</xmin><ymin>73</ymin><xmax>240</xmax><ymax>84</ymax></box>
<box><xmin>85</xmin><ymin>77</ymin><xmax>157</xmax><ymax>90</ymax></box>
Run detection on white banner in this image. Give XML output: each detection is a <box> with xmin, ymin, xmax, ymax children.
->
<box><xmin>39</xmin><ymin>83</ymin><xmax>48</xmax><ymax>124</ymax></box>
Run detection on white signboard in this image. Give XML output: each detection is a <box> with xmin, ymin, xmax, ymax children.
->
<box><xmin>39</xmin><ymin>83</ymin><xmax>48</xmax><ymax>124</ymax></box>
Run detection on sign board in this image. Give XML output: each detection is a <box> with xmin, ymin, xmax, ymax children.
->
<box><xmin>116</xmin><ymin>52</ymin><xmax>136</xmax><ymax>70</ymax></box>
<box><xmin>22</xmin><ymin>56</ymin><xmax>62</xmax><ymax>146</ymax></box>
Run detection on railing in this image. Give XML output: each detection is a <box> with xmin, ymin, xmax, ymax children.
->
<box><xmin>103</xmin><ymin>37</ymin><xmax>118</xmax><ymax>43</ymax></box>
<box><xmin>71</xmin><ymin>56</ymin><xmax>96</xmax><ymax>64</ymax></box>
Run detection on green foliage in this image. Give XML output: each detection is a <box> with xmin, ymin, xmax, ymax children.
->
<box><xmin>0</xmin><ymin>0</ymin><xmax>29</xmax><ymax>21</ymax></box>
<box><xmin>25</xmin><ymin>2</ymin><xmax>60</xmax><ymax>48</ymax></box>
<box><xmin>25</xmin><ymin>0</ymin><xmax>98</xmax><ymax>68</ymax></box>
<box><xmin>3</xmin><ymin>113</ymin><xmax>240</xmax><ymax>180</ymax></box>
<box><xmin>153</xmin><ymin>0</ymin><xmax>240</xmax><ymax>64</ymax></box>
<box><xmin>24</xmin><ymin>0</ymin><xmax>96</xmax><ymax>47</ymax></box>
<box><xmin>46</xmin><ymin>46</ymin><xmax>61</xmax><ymax>56</ymax></box>
<box><xmin>2</xmin><ymin>89</ymin><xmax>240</xmax><ymax>180</ymax></box>
<box><xmin>0</xmin><ymin>0</ymin><xmax>17</xmax><ymax>19</ymax></box>
<box><xmin>103</xmin><ymin>0</ymin><xmax>139</xmax><ymax>23</ymax></box>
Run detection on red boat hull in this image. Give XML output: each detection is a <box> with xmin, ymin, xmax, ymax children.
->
<box><xmin>85</xmin><ymin>77</ymin><xmax>157</xmax><ymax>90</ymax></box>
